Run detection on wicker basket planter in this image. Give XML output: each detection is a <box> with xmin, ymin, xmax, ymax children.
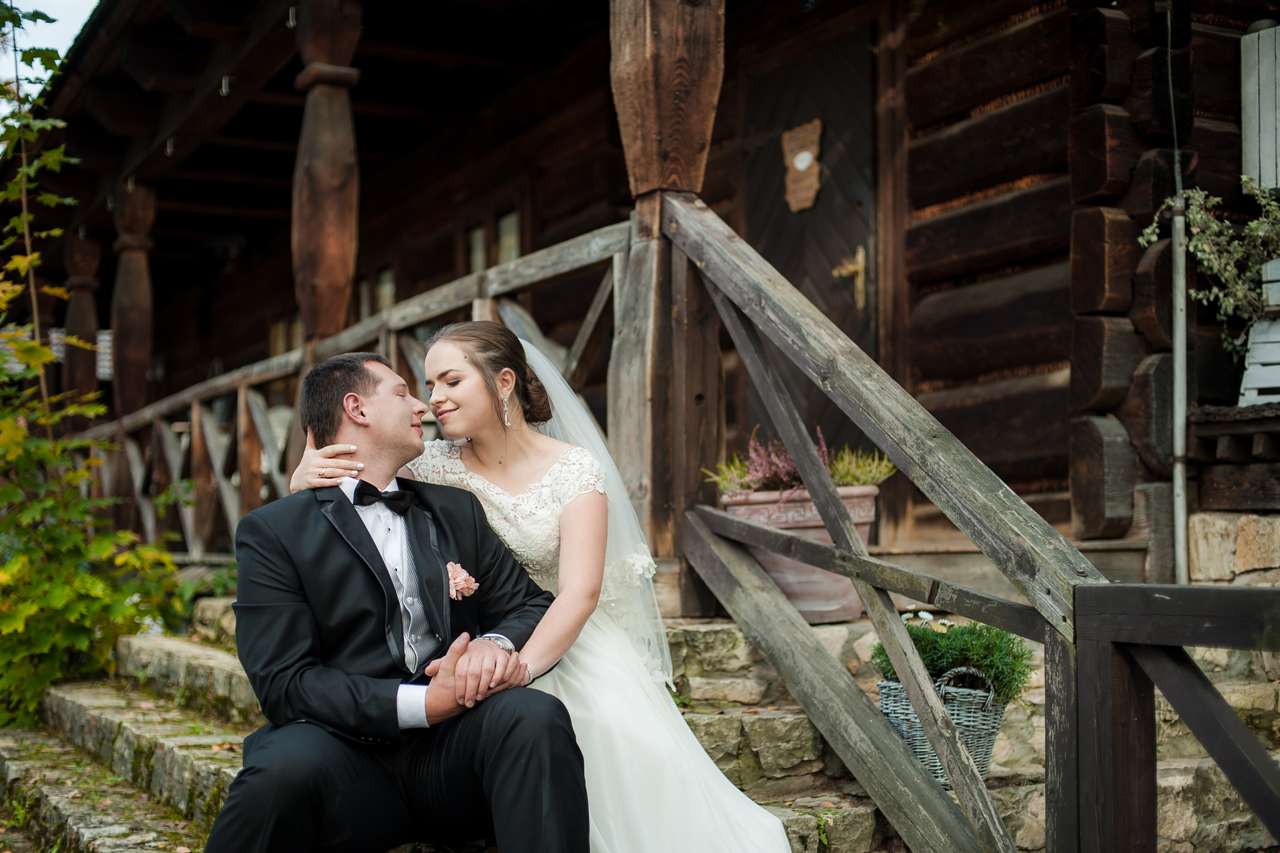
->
<box><xmin>878</xmin><ymin>666</ymin><xmax>1007</xmax><ymax>789</ymax></box>
<box><xmin>721</xmin><ymin>485</ymin><xmax>875</xmax><ymax>624</ymax></box>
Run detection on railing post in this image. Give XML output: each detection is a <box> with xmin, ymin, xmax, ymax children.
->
<box><xmin>61</xmin><ymin>234</ymin><xmax>101</xmax><ymax>430</ymax></box>
<box><xmin>190</xmin><ymin>402</ymin><xmax>212</xmax><ymax>559</ymax></box>
<box><xmin>1078</xmin><ymin>637</ymin><xmax>1156</xmax><ymax>853</ymax></box>
<box><xmin>238</xmin><ymin>385</ymin><xmax>263</xmax><ymax>517</ymax></box>
<box><xmin>111</xmin><ymin>180</ymin><xmax>156</xmax><ymax>416</ymax></box>
<box><xmin>1044</xmin><ymin>629</ymin><xmax>1080</xmax><ymax>853</ymax></box>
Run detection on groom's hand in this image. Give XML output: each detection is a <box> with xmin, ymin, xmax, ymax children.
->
<box><xmin>454</xmin><ymin>639</ymin><xmax>519</xmax><ymax>708</ymax></box>
<box><xmin>423</xmin><ymin>634</ymin><xmax>471</xmax><ymax>724</ymax></box>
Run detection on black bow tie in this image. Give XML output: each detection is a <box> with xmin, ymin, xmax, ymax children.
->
<box><xmin>353</xmin><ymin>480</ymin><xmax>418</xmax><ymax>515</ymax></box>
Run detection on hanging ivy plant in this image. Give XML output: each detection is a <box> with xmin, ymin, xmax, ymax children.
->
<box><xmin>1140</xmin><ymin>176</ymin><xmax>1280</xmax><ymax>359</ymax></box>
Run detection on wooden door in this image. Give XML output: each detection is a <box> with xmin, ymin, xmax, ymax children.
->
<box><xmin>740</xmin><ymin>25</ymin><xmax>876</xmax><ymax>454</ymax></box>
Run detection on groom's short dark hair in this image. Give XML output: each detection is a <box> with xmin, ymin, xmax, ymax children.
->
<box><xmin>300</xmin><ymin>353</ymin><xmax>393</xmax><ymax>448</ymax></box>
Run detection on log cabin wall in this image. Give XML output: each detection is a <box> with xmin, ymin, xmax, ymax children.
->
<box><xmin>899</xmin><ymin>0</ymin><xmax>1075</xmax><ymax>542</ymax></box>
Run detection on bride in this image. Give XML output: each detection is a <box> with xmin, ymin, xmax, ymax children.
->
<box><xmin>292</xmin><ymin>321</ymin><xmax>790</xmax><ymax>853</ymax></box>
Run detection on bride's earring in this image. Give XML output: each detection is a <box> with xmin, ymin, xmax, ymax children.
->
<box><xmin>503</xmin><ymin>395</ymin><xmax>510</xmax><ymax>427</ymax></box>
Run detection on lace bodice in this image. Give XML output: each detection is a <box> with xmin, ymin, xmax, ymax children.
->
<box><xmin>407</xmin><ymin>441</ymin><xmax>605</xmax><ymax>592</ymax></box>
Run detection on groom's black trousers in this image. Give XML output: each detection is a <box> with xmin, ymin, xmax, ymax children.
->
<box><xmin>204</xmin><ymin>688</ymin><xmax>588</xmax><ymax>853</ymax></box>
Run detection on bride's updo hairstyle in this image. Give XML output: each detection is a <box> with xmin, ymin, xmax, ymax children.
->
<box><xmin>424</xmin><ymin>321</ymin><xmax>553</xmax><ymax>428</ymax></box>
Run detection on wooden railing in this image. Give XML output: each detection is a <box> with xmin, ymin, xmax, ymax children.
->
<box><xmin>77</xmin><ymin>221</ymin><xmax>628</xmax><ymax>559</ymax></box>
<box><xmin>660</xmin><ymin>191</ymin><xmax>1280</xmax><ymax>853</ymax></box>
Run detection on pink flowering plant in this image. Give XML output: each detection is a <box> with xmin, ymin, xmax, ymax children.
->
<box><xmin>703</xmin><ymin>428</ymin><xmax>896</xmax><ymax>501</ymax></box>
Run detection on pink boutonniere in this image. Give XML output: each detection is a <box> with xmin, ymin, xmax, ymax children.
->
<box><xmin>447</xmin><ymin>562</ymin><xmax>479</xmax><ymax>600</ymax></box>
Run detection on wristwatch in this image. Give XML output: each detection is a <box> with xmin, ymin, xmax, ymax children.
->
<box><xmin>479</xmin><ymin>633</ymin><xmax>515</xmax><ymax>655</ymax></box>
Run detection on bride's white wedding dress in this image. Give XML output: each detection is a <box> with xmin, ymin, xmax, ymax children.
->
<box><xmin>408</xmin><ymin>441</ymin><xmax>790</xmax><ymax>853</ymax></box>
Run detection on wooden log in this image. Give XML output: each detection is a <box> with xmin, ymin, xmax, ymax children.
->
<box><xmin>1215</xmin><ymin>434</ymin><xmax>1251</xmax><ymax>464</ymax></box>
<box><xmin>563</xmin><ymin>266</ymin><xmax>615</xmax><ymax>391</ymax></box>
<box><xmin>1133</xmin><ymin>482</ymin><xmax>1173</xmax><ymax>583</ymax></box>
<box><xmin>1070</xmin><ymin>104</ymin><xmax>1143</xmax><ymax>203</ymax></box>
<box><xmin>1044</xmin><ymin>629</ymin><xmax>1079</xmax><ymax>853</ymax></box>
<box><xmin>1122</xmin><ymin>0</ymin><xmax>1190</xmax><ymax>48</ymax></box>
<box><xmin>1070</xmin><ymin>315</ymin><xmax>1151</xmax><ymax>411</ymax></box>
<box><xmin>607</xmin><ymin>228</ymin><xmax>674</xmax><ymax>558</ymax></box>
<box><xmin>708</xmin><ymin>284</ymin><xmax>1022</xmax><ymax>853</ymax></box>
<box><xmin>663</xmin><ymin>191</ymin><xmax>1106</xmax><ymax>638</ymax></box>
<box><xmin>682</xmin><ymin>515</ymin><xmax>984</xmax><ymax>853</ymax></box>
<box><xmin>1254</xmin><ymin>432</ymin><xmax>1280</xmax><ymax>461</ymax></box>
<box><xmin>609</xmin><ymin>0</ymin><xmax>725</xmax><ymax>196</ymax></box>
<box><xmin>1077</xmin><ymin>640</ymin><xmax>1157</xmax><ymax>853</ymax></box>
<box><xmin>1189</xmin><ymin>118</ymin><xmax>1243</xmax><ymax>204</ymax></box>
<box><xmin>111</xmin><ymin>181</ymin><xmax>156</xmax><ymax>416</ymax></box>
<box><xmin>1078</xmin><ymin>584</ymin><xmax>1280</xmax><ymax>650</ymax></box>
<box><xmin>237</xmin><ymin>385</ymin><xmax>263</xmax><ymax>515</ymax></box>
<box><xmin>906</xmin><ymin>6</ymin><xmax>1070</xmax><ymax>130</ymax></box>
<box><xmin>917</xmin><ymin>370</ymin><xmax>1071</xmax><ymax>484</ymax></box>
<box><xmin>694</xmin><ymin>505</ymin><xmax>1047</xmax><ymax>643</ymax></box>
<box><xmin>1190</xmin><ymin>23</ymin><xmax>1241</xmax><ymax>117</ymax></box>
<box><xmin>1129</xmin><ymin>238</ymin><xmax>1195</xmax><ymax>350</ymax></box>
<box><xmin>245</xmin><ymin>388</ymin><xmax>289</xmax><ymax>501</ymax></box>
<box><xmin>1116</xmin><ymin>353</ymin><xmax>1173</xmax><ymax>477</ymax></box>
<box><xmin>1071</xmin><ymin>8</ymin><xmax>1137</xmax><ymax>106</ymax></box>
<box><xmin>906</xmin><ymin>0</ymin><xmax>1045</xmax><ymax>59</ymax></box>
<box><xmin>670</xmin><ymin>249</ymin><xmax>721</xmax><ymax>618</ymax></box>
<box><xmin>1124</xmin><ymin>48</ymin><xmax>1195</xmax><ymax>142</ymax></box>
<box><xmin>1200</xmin><ymin>463</ymin><xmax>1280</xmax><ymax>511</ymax></box>
<box><xmin>909</xmin><ymin>84</ymin><xmax>1069</xmax><ymax>209</ymax></box>
<box><xmin>1070</xmin><ymin>207</ymin><xmax>1142</xmax><ymax>313</ymax></box>
<box><xmin>122</xmin><ymin>434</ymin><xmax>157</xmax><ymax>544</ymax></box>
<box><xmin>292</xmin><ymin>0</ymin><xmax>362</xmax><ymax>340</ymax></box>
<box><xmin>1126</xmin><ymin>644</ymin><xmax>1280</xmax><ymax>841</ymax></box>
<box><xmin>911</xmin><ymin>262</ymin><xmax>1071</xmax><ymax>380</ymax></box>
<box><xmin>1070</xmin><ymin>415</ymin><xmax>1138</xmax><ymax>539</ymax></box>
<box><xmin>1118</xmin><ymin>148</ymin><xmax>1195</xmax><ymax>224</ymax></box>
<box><xmin>61</xmin><ymin>235</ymin><xmax>101</xmax><ymax>408</ymax></box>
<box><xmin>485</xmin><ymin>222</ymin><xmax>629</xmax><ymax>297</ymax></box>
<box><xmin>905</xmin><ymin>176</ymin><xmax>1073</xmax><ymax>284</ymax></box>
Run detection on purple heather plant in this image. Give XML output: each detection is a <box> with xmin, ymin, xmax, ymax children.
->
<box><xmin>703</xmin><ymin>427</ymin><xmax>895</xmax><ymax>502</ymax></box>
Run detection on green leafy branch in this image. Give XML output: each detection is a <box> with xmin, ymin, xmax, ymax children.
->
<box><xmin>1140</xmin><ymin>176</ymin><xmax>1280</xmax><ymax>358</ymax></box>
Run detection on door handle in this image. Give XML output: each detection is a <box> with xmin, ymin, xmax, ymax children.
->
<box><xmin>832</xmin><ymin>245</ymin><xmax>866</xmax><ymax>311</ymax></box>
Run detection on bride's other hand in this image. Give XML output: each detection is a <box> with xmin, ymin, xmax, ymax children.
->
<box><xmin>289</xmin><ymin>430</ymin><xmax>364</xmax><ymax>493</ymax></box>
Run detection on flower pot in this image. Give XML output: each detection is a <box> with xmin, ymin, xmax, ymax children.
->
<box><xmin>721</xmin><ymin>485</ymin><xmax>875</xmax><ymax>624</ymax></box>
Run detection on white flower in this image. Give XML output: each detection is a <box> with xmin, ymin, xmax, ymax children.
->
<box><xmin>917</xmin><ymin>611</ymin><xmax>933</xmax><ymax>623</ymax></box>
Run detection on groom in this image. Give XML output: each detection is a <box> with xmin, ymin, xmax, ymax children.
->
<box><xmin>204</xmin><ymin>353</ymin><xmax>589</xmax><ymax>853</ymax></box>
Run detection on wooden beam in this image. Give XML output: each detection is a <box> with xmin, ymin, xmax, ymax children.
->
<box><xmin>1071</xmin><ymin>206</ymin><xmax>1142</xmax><ymax>314</ymax></box>
<box><xmin>1070</xmin><ymin>416</ymin><xmax>1138</xmax><ymax>540</ymax></box>
<box><xmin>1070</xmin><ymin>104</ymin><xmax>1143</xmax><ymax>204</ymax></box>
<box><xmin>682</xmin><ymin>514</ymin><xmax>984</xmax><ymax>853</ymax></box>
<box><xmin>1077</xmin><ymin>640</ymin><xmax>1156</xmax><ymax>853</ymax></box>
<box><xmin>1077</xmin><ymin>584</ymin><xmax>1280</xmax><ymax>650</ymax></box>
<box><xmin>486</xmin><ymin>222</ymin><xmax>629</xmax><ymax>297</ymax></box>
<box><xmin>1043</xmin><ymin>629</ymin><xmax>1079</xmax><ymax>853</ymax></box>
<box><xmin>61</xmin><ymin>234</ymin><xmax>101</xmax><ymax>420</ymax></box>
<box><xmin>111</xmin><ymin>181</ymin><xmax>157</xmax><ymax>415</ymax></box>
<box><xmin>662</xmin><ymin>191</ymin><xmax>1106</xmax><ymax>638</ymax></box>
<box><xmin>707</xmin><ymin>285</ymin><xmax>1016</xmax><ymax>853</ymax></box>
<box><xmin>905</xmin><ymin>177</ymin><xmax>1073</xmax><ymax>284</ymax></box>
<box><xmin>906</xmin><ymin>6</ymin><xmax>1069</xmax><ymax>129</ymax></box>
<box><xmin>1124</xmin><ymin>48</ymin><xmax>1194</xmax><ymax>143</ymax></box>
<box><xmin>1116</xmin><ymin>353</ymin><xmax>1173</xmax><ymax>478</ymax></box>
<box><xmin>1125</xmin><ymin>643</ymin><xmax>1280</xmax><ymax>842</ymax></box>
<box><xmin>694</xmin><ymin>505</ymin><xmax>1046</xmax><ymax>643</ymax></box>
<box><xmin>245</xmin><ymin>387</ymin><xmax>289</xmax><ymax>500</ymax></box>
<box><xmin>1070</xmin><ymin>315</ymin><xmax>1151</xmax><ymax>411</ymax></box>
<box><xmin>609</xmin><ymin>0</ymin><xmax>725</xmax><ymax>196</ymax></box>
<box><xmin>70</xmin><ymin>0</ymin><xmax>298</xmax><ymax>229</ymax></box>
<box><xmin>292</xmin><ymin>0</ymin><xmax>362</xmax><ymax>340</ymax></box>
<box><xmin>1071</xmin><ymin>7</ymin><xmax>1137</xmax><ymax>107</ymax></box>
<box><xmin>237</xmin><ymin>385</ymin><xmax>263</xmax><ymax>514</ymax></box>
<box><xmin>496</xmin><ymin>298</ymin><xmax>567</xmax><ymax>369</ymax></box>
<box><xmin>1130</xmin><ymin>237</ymin><xmax>1189</xmax><ymax>351</ymax></box>
<box><xmin>563</xmin><ymin>266</ymin><xmax>614</xmax><ymax>391</ymax></box>
<box><xmin>910</xmin><ymin>262</ymin><xmax>1071</xmax><ymax>381</ymax></box>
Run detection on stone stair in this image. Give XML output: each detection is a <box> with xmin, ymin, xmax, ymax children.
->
<box><xmin>3</xmin><ymin>605</ymin><xmax>1277</xmax><ymax>852</ymax></box>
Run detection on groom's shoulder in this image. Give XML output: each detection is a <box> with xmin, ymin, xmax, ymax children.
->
<box><xmin>242</xmin><ymin>489</ymin><xmax>325</xmax><ymax>528</ymax></box>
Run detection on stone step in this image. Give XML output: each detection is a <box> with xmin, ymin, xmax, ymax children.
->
<box><xmin>42</xmin><ymin>678</ymin><xmax>884</xmax><ymax>853</ymax></box>
<box><xmin>115</xmin><ymin>634</ymin><xmax>261</xmax><ymax>725</ymax></box>
<box><xmin>0</xmin><ymin>728</ymin><xmax>206</xmax><ymax>853</ymax></box>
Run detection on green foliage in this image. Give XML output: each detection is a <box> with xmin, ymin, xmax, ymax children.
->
<box><xmin>1140</xmin><ymin>177</ymin><xmax>1280</xmax><ymax>358</ymax></box>
<box><xmin>827</xmin><ymin>445</ymin><xmax>899</xmax><ymax>488</ymax></box>
<box><xmin>704</xmin><ymin>427</ymin><xmax>896</xmax><ymax>498</ymax></box>
<box><xmin>175</xmin><ymin>561</ymin><xmax>237</xmax><ymax>612</ymax></box>
<box><xmin>0</xmin><ymin>329</ymin><xmax>182</xmax><ymax>725</ymax></box>
<box><xmin>871</xmin><ymin>617</ymin><xmax>1034</xmax><ymax>705</ymax></box>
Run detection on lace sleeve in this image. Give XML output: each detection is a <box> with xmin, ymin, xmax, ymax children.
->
<box><xmin>554</xmin><ymin>447</ymin><xmax>606</xmax><ymax>508</ymax></box>
<box><xmin>404</xmin><ymin>440</ymin><xmax>462</xmax><ymax>487</ymax></box>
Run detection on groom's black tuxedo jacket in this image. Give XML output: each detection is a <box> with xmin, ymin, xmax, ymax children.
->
<box><xmin>232</xmin><ymin>479</ymin><xmax>554</xmax><ymax>745</ymax></box>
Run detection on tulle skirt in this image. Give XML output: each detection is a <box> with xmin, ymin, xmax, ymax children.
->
<box><xmin>531</xmin><ymin>609</ymin><xmax>791</xmax><ymax>853</ymax></box>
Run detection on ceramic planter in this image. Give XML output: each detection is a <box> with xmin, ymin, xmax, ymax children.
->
<box><xmin>721</xmin><ymin>485</ymin><xmax>876</xmax><ymax>623</ymax></box>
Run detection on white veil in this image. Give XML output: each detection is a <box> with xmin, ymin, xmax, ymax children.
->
<box><xmin>519</xmin><ymin>340</ymin><xmax>674</xmax><ymax>688</ymax></box>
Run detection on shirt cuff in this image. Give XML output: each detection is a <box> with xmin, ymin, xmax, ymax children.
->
<box><xmin>396</xmin><ymin>683</ymin><xmax>430</xmax><ymax>729</ymax></box>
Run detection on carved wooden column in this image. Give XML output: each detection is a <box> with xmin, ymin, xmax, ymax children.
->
<box><xmin>62</xmin><ymin>234</ymin><xmax>101</xmax><ymax>402</ymax></box>
<box><xmin>111</xmin><ymin>182</ymin><xmax>156</xmax><ymax>415</ymax></box>
<box><xmin>608</xmin><ymin>0</ymin><xmax>724</xmax><ymax>615</ymax></box>
<box><xmin>292</xmin><ymin>0</ymin><xmax>361</xmax><ymax>340</ymax></box>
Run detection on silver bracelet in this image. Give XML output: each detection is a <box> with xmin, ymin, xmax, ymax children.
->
<box><xmin>524</xmin><ymin>664</ymin><xmax>533</xmax><ymax>686</ymax></box>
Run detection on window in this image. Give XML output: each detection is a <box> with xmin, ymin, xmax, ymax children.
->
<box><xmin>469</xmin><ymin>227</ymin><xmax>486</xmax><ymax>274</ymax></box>
<box><xmin>497</xmin><ymin>209</ymin><xmax>520</xmax><ymax>265</ymax></box>
<box><xmin>376</xmin><ymin>267</ymin><xmax>396</xmax><ymax>311</ymax></box>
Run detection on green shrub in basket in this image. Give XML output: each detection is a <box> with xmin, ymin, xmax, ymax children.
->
<box><xmin>870</xmin><ymin>618</ymin><xmax>1034</xmax><ymax>704</ymax></box>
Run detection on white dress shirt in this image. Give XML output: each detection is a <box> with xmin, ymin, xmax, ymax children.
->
<box><xmin>337</xmin><ymin>476</ymin><xmax>430</xmax><ymax>729</ymax></box>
